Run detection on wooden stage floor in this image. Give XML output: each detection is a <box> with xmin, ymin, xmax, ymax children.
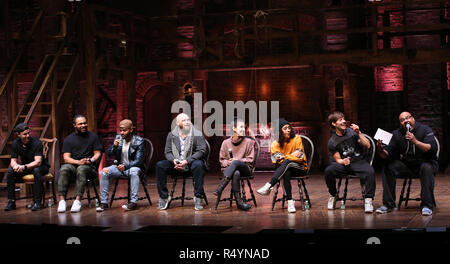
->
<box><xmin>1</xmin><ymin>172</ymin><xmax>450</xmax><ymax>234</ymax></box>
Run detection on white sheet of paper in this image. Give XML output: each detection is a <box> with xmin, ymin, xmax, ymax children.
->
<box><xmin>374</xmin><ymin>128</ymin><xmax>392</xmax><ymax>145</ymax></box>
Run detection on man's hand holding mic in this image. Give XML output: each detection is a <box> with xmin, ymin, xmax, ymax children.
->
<box><xmin>405</xmin><ymin>123</ymin><xmax>417</xmax><ymax>144</ymax></box>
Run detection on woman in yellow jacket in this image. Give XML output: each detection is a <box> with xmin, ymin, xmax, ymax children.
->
<box><xmin>256</xmin><ymin>119</ymin><xmax>308</xmax><ymax>213</ymax></box>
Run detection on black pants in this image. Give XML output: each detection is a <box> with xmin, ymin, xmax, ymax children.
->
<box><xmin>156</xmin><ymin>159</ymin><xmax>206</xmax><ymax>199</ymax></box>
<box><xmin>6</xmin><ymin>165</ymin><xmax>49</xmax><ymax>202</ymax></box>
<box><xmin>382</xmin><ymin>159</ymin><xmax>436</xmax><ymax>209</ymax></box>
<box><xmin>269</xmin><ymin>160</ymin><xmax>306</xmax><ymax>200</ymax></box>
<box><xmin>223</xmin><ymin>160</ymin><xmax>251</xmax><ymax>192</ymax></box>
<box><xmin>324</xmin><ymin>160</ymin><xmax>375</xmax><ymax>198</ymax></box>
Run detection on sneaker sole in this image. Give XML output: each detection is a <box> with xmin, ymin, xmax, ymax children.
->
<box><xmin>159</xmin><ymin>197</ymin><xmax>171</xmax><ymax>210</ymax></box>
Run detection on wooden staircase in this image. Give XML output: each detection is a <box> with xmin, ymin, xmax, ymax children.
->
<box><xmin>0</xmin><ymin>4</ymin><xmax>84</xmax><ymax>179</ymax></box>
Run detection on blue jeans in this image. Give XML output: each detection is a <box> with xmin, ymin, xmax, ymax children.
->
<box><xmin>155</xmin><ymin>159</ymin><xmax>205</xmax><ymax>199</ymax></box>
<box><xmin>100</xmin><ymin>165</ymin><xmax>142</xmax><ymax>204</ymax></box>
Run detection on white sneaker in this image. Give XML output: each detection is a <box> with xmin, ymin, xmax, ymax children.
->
<box><xmin>327</xmin><ymin>196</ymin><xmax>336</xmax><ymax>210</ymax></box>
<box><xmin>287</xmin><ymin>200</ymin><xmax>296</xmax><ymax>213</ymax></box>
<box><xmin>256</xmin><ymin>182</ymin><xmax>272</xmax><ymax>196</ymax></box>
<box><xmin>57</xmin><ymin>200</ymin><xmax>66</xmax><ymax>213</ymax></box>
<box><xmin>364</xmin><ymin>198</ymin><xmax>374</xmax><ymax>213</ymax></box>
<box><xmin>70</xmin><ymin>200</ymin><xmax>82</xmax><ymax>213</ymax></box>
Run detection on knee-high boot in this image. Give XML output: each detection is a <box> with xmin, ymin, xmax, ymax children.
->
<box><xmin>212</xmin><ymin>177</ymin><xmax>230</xmax><ymax>197</ymax></box>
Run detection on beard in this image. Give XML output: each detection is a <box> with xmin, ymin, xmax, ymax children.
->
<box><xmin>76</xmin><ymin>127</ymin><xmax>88</xmax><ymax>135</ymax></box>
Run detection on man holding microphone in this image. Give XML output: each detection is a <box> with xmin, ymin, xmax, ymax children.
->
<box><xmin>375</xmin><ymin>112</ymin><xmax>438</xmax><ymax>216</ymax></box>
<box><xmin>96</xmin><ymin>119</ymin><xmax>145</xmax><ymax>212</ymax></box>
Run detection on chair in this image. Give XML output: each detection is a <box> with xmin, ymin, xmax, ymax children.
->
<box><xmin>109</xmin><ymin>138</ymin><xmax>153</xmax><ymax>207</ymax></box>
<box><xmin>271</xmin><ymin>135</ymin><xmax>314</xmax><ymax>211</ymax></box>
<box><xmin>214</xmin><ymin>136</ymin><xmax>261</xmax><ymax>210</ymax></box>
<box><xmin>335</xmin><ymin>133</ymin><xmax>375</xmax><ymax>209</ymax></box>
<box><xmin>19</xmin><ymin>138</ymin><xmax>58</xmax><ymax>207</ymax></box>
<box><xmin>168</xmin><ymin>140</ymin><xmax>210</xmax><ymax>207</ymax></box>
<box><xmin>398</xmin><ymin>136</ymin><xmax>439</xmax><ymax>209</ymax></box>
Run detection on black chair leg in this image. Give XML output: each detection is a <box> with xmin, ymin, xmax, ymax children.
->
<box><xmin>86</xmin><ymin>180</ymin><xmax>92</xmax><ymax>205</ymax></box>
<box><xmin>342</xmin><ymin>178</ymin><xmax>349</xmax><ymax>209</ymax></box>
<box><xmin>214</xmin><ymin>191</ymin><xmax>221</xmax><ymax>210</ymax></box>
<box><xmin>127</xmin><ymin>179</ymin><xmax>131</xmax><ymax>204</ymax></box>
<box><xmin>247</xmin><ymin>178</ymin><xmax>257</xmax><ymax>207</ymax></box>
<box><xmin>51</xmin><ymin>181</ymin><xmax>57</xmax><ymax>204</ymax></box>
<box><xmin>110</xmin><ymin>178</ymin><xmax>120</xmax><ymax>207</ymax></box>
<box><xmin>141</xmin><ymin>181</ymin><xmax>152</xmax><ymax>206</ymax></box>
<box><xmin>203</xmin><ymin>192</ymin><xmax>208</xmax><ymax>205</ymax></box>
<box><xmin>398</xmin><ymin>178</ymin><xmax>408</xmax><ymax>209</ymax></box>
<box><xmin>241</xmin><ymin>179</ymin><xmax>247</xmax><ymax>203</ymax></box>
<box><xmin>229</xmin><ymin>189</ymin><xmax>233</xmax><ymax>208</ymax></box>
<box><xmin>297</xmin><ymin>179</ymin><xmax>305</xmax><ymax>210</ymax></box>
<box><xmin>301</xmin><ymin>179</ymin><xmax>311</xmax><ymax>208</ymax></box>
<box><xmin>181</xmin><ymin>178</ymin><xmax>186</xmax><ymax>207</ymax></box>
<box><xmin>405</xmin><ymin>178</ymin><xmax>412</xmax><ymax>207</ymax></box>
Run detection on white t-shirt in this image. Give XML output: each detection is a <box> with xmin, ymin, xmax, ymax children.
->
<box><xmin>121</xmin><ymin>140</ymin><xmax>131</xmax><ymax>165</ymax></box>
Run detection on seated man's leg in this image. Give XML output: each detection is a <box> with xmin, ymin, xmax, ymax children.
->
<box><xmin>418</xmin><ymin>162</ymin><xmax>436</xmax><ymax>209</ymax></box>
<box><xmin>58</xmin><ymin>164</ymin><xmax>77</xmax><ymax>198</ymax></box>
<box><xmin>32</xmin><ymin>165</ymin><xmax>49</xmax><ymax>204</ymax></box>
<box><xmin>75</xmin><ymin>165</ymin><xmax>96</xmax><ymax>199</ymax></box>
<box><xmin>190</xmin><ymin>160</ymin><xmax>206</xmax><ymax>198</ymax></box>
<box><xmin>382</xmin><ymin>160</ymin><xmax>410</xmax><ymax>208</ymax></box>
<box><xmin>126</xmin><ymin>167</ymin><xmax>142</xmax><ymax>204</ymax></box>
<box><xmin>155</xmin><ymin>160</ymin><xmax>175</xmax><ymax>199</ymax></box>
<box><xmin>6</xmin><ymin>168</ymin><xmax>21</xmax><ymax>201</ymax></box>
<box><xmin>349</xmin><ymin>160</ymin><xmax>376</xmax><ymax>199</ymax></box>
<box><xmin>99</xmin><ymin>165</ymin><xmax>123</xmax><ymax>204</ymax></box>
<box><xmin>324</xmin><ymin>162</ymin><xmax>347</xmax><ymax>197</ymax></box>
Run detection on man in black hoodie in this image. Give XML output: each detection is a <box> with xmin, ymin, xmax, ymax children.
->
<box><xmin>376</xmin><ymin>112</ymin><xmax>438</xmax><ymax>216</ymax></box>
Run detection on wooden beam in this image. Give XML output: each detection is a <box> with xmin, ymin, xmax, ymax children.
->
<box><xmin>7</xmin><ymin>74</ymin><xmax>17</xmax><ymax>128</ymax></box>
<box><xmin>82</xmin><ymin>6</ymin><xmax>97</xmax><ymax>132</ymax></box>
<box><xmin>147</xmin><ymin>48</ymin><xmax>450</xmax><ymax>70</ymax></box>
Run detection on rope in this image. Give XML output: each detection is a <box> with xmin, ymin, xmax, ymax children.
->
<box><xmin>193</xmin><ymin>16</ymin><xmax>206</xmax><ymax>57</ymax></box>
<box><xmin>254</xmin><ymin>10</ymin><xmax>269</xmax><ymax>44</ymax></box>
<box><xmin>234</xmin><ymin>13</ymin><xmax>245</xmax><ymax>59</ymax></box>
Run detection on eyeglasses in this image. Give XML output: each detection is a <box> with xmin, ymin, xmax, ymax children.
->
<box><xmin>399</xmin><ymin>115</ymin><xmax>412</xmax><ymax>123</ymax></box>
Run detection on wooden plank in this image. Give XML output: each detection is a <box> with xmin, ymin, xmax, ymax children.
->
<box><xmin>0</xmin><ymin>173</ymin><xmax>449</xmax><ymax>232</ymax></box>
<box><xmin>82</xmin><ymin>6</ymin><xmax>97</xmax><ymax>132</ymax></box>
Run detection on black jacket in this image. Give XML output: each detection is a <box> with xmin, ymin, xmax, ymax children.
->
<box><xmin>106</xmin><ymin>135</ymin><xmax>145</xmax><ymax>170</ymax></box>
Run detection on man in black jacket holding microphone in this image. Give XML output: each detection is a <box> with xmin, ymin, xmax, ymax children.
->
<box><xmin>96</xmin><ymin>119</ymin><xmax>145</xmax><ymax>211</ymax></box>
<box><xmin>376</xmin><ymin>112</ymin><xmax>438</xmax><ymax>216</ymax></box>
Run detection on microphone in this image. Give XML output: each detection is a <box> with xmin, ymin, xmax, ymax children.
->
<box><xmin>113</xmin><ymin>160</ymin><xmax>118</xmax><ymax>165</ymax></box>
<box><xmin>406</xmin><ymin>123</ymin><xmax>411</xmax><ymax>132</ymax></box>
<box><xmin>228</xmin><ymin>149</ymin><xmax>233</xmax><ymax>159</ymax></box>
<box><xmin>115</xmin><ymin>134</ymin><xmax>123</xmax><ymax>147</ymax></box>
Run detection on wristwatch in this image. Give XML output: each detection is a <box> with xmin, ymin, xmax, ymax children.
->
<box><xmin>24</xmin><ymin>165</ymin><xmax>28</xmax><ymax>170</ymax></box>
